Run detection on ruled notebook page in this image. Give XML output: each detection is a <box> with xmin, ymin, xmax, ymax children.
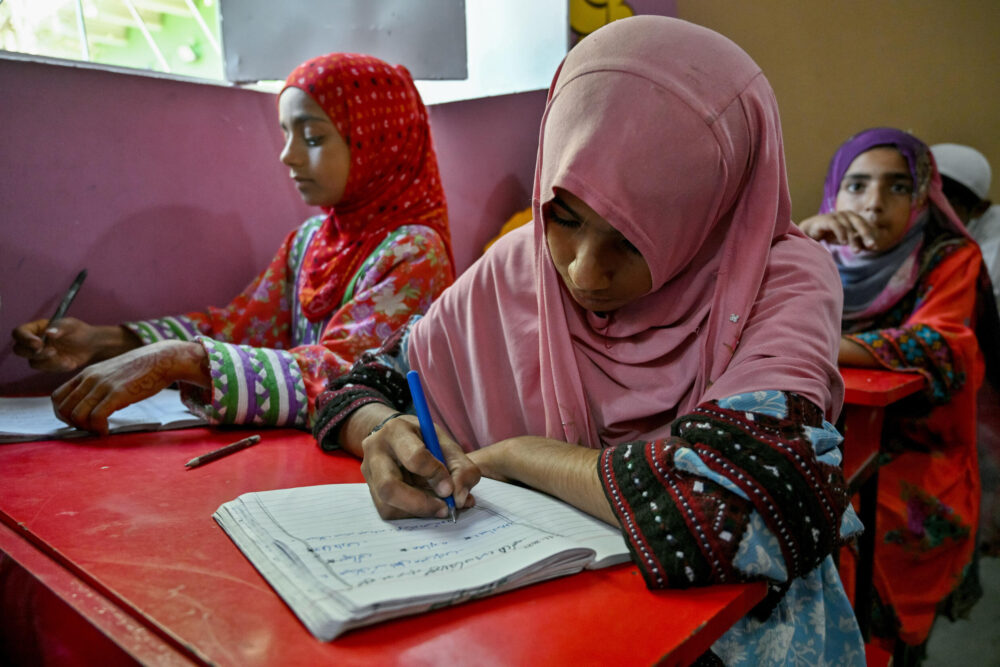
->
<box><xmin>473</xmin><ymin>478</ymin><xmax>630</xmax><ymax>567</ymax></box>
<box><xmin>214</xmin><ymin>478</ymin><xmax>629</xmax><ymax>638</ymax></box>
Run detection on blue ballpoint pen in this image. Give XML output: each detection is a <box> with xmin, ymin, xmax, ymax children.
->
<box><xmin>406</xmin><ymin>370</ymin><xmax>458</xmax><ymax>522</ymax></box>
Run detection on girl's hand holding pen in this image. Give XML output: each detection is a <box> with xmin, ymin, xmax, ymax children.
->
<box><xmin>353</xmin><ymin>403</ymin><xmax>479</xmax><ymax>520</ymax></box>
<box><xmin>11</xmin><ymin>318</ymin><xmax>140</xmax><ymax>373</ymax></box>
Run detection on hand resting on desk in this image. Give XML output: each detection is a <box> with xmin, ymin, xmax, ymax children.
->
<box><xmin>13</xmin><ymin>317</ymin><xmax>211</xmax><ymax>434</ymax></box>
<box><xmin>49</xmin><ymin>340</ymin><xmax>209</xmax><ymax>435</ymax></box>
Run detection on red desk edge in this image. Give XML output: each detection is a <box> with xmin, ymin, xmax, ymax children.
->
<box><xmin>0</xmin><ymin>429</ymin><xmax>767</xmax><ymax>666</ymax></box>
<box><xmin>840</xmin><ymin>366</ymin><xmax>926</xmax><ymax>407</ymax></box>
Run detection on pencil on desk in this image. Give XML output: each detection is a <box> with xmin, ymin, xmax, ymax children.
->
<box><xmin>185</xmin><ymin>435</ymin><xmax>261</xmax><ymax>469</ymax></box>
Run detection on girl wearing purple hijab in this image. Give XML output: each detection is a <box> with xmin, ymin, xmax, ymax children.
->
<box><xmin>801</xmin><ymin>127</ymin><xmax>994</xmax><ymax>662</ymax></box>
<box><xmin>315</xmin><ymin>16</ymin><xmax>866</xmax><ymax>665</ymax></box>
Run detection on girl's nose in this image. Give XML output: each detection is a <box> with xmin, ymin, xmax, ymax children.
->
<box><xmin>863</xmin><ymin>186</ymin><xmax>885</xmax><ymax>212</ymax></box>
<box><xmin>280</xmin><ymin>137</ymin><xmax>300</xmax><ymax>166</ymax></box>
<box><xmin>568</xmin><ymin>241</ymin><xmax>612</xmax><ymax>291</ymax></box>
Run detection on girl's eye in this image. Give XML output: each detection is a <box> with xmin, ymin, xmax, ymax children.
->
<box><xmin>550</xmin><ymin>214</ymin><xmax>580</xmax><ymax>229</ymax></box>
<box><xmin>305</xmin><ymin>135</ymin><xmax>324</xmax><ymax>147</ymax></box>
<box><xmin>621</xmin><ymin>238</ymin><xmax>641</xmax><ymax>255</ymax></box>
<box><xmin>546</xmin><ymin>203</ymin><xmax>580</xmax><ymax>229</ymax></box>
<box><xmin>890</xmin><ymin>182</ymin><xmax>913</xmax><ymax>195</ymax></box>
<box><xmin>842</xmin><ymin>181</ymin><xmax>864</xmax><ymax>194</ymax></box>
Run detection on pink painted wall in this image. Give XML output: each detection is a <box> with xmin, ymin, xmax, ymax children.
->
<box><xmin>0</xmin><ymin>57</ymin><xmax>545</xmax><ymax>392</ymax></box>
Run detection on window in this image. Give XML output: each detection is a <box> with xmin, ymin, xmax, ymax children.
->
<box><xmin>0</xmin><ymin>0</ymin><xmax>223</xmax><ymax>79</ymax></box>
<box><xmin>0</xmin><ymin>0</ymin><xmax>568</xmax><ymax>103</ymax></box>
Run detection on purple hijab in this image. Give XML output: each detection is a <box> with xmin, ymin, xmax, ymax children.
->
<box><xmin>820</xmin><ymin>127</ymin><xmax>968</xmax><ymax>320</ymax></box>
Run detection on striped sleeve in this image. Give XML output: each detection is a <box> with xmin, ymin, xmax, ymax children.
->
<box><xmin>179</xmin><ymin>337</ymin><xmax>308</xmax><ymax>427</ymax></box>
<box><xmin>124</xmin><ymin>315</ymin><xmax>206</xmax><ymax>344</ymax></box>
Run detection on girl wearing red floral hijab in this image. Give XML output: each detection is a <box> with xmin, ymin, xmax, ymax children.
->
<box><xmin>12</xmin><ymin>53</ymin><xmax>453</xmax><ymax>433</ymax></box>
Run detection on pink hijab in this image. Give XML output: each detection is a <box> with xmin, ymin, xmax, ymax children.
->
<box><xmin>408</xmin><ymin>16</ymin><xmax>843</xmax><ymax>450</ymax></box>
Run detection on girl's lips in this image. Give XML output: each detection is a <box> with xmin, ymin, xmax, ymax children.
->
<box><xmin>570</xmin><ymin>290</ymin><xmax>619</xmax><ymax>312</ymax></box>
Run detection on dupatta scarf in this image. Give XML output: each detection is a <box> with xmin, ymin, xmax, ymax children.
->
<box><xmin>406</xmin><ymin>16</ymin><xmax>842</xmax><ymax>450</ymax></box>
<box><xmin>283</xmin><ymin>53</ymin><xmax>452</xmax><ymax>322</ymax></box>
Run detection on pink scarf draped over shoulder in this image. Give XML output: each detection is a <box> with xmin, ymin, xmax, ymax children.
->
<box><xmin>408</xmin><ymin>16</ymin><xmax>844</xmax><ymax>450</ymax></box>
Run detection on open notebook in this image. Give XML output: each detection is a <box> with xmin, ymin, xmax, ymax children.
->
<box><xmin>214</xmin><ymin>477</ymin><xmax>631</xmax><ymax>640</ymax></box>
<box><xmin>0</xmin><ymin>388</ymin><xmax>207</xmax><ymax>442</ymax></box>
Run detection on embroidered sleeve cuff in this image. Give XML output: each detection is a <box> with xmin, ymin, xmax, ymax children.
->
<box><xmin>600</xmin><ymin>438</ymin><xmax>751</xmax><ymax>590</ymax></box>
<box><xmin>180</xmin><ymin>337</ymin><xmax>308</xmax><ymax>427</ymax></box>
<box><xmin>599</xmin><ymin>392</ymin><xmax>849</xmax><ymax>604</ymax></box>
<box><xmin>846</xmin><ymin>323</ymin><xmax>961</xmax><ymax>402</ymax></box>
<box><xmin>312</xmin><ymin>357</ymin><xmax>413</xmax><ymax>450</ymax></box>
<box><xmin>312</xmin><ymin>387</ymin><xmax>394</xmax><ymax>451</ymax></box>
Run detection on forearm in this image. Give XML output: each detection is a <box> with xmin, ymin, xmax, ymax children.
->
<box><xmin>473</xmin><ymin>438</ymin><xmax>618</xmax><ymax>526</ymax></box>
<box><xmin>837</xmin><ymin>336</ymin><xmax>879</xmax><ymax>367</ymax></box>
<box><xmin>91</xmin><ymin>325</ymin><xmax>142</xmax><ymax>362</ymax></box>
<box><xmin>312</xmin><ymin>324</ymin><xmax>416</xmax><ymax>449</ymax></box>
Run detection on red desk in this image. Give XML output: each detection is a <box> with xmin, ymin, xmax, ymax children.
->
<box><xmin>0</xmin><ymin>428</ymin><xmax>766</xmax><ymax>666</ymax></box>
<box><xmin>839</xmin><ymin>367</ymin><xmax>926</xmax><ymax>641</ymax></box>
<box><xmin>840</xmin><ymin>367</ymin><xmax>926</xmax><ymax>484</ymax></box>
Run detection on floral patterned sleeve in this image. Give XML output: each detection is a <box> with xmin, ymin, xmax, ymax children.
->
<box><xmin>845</xmin><ymin>242</ymin><xmax>981</xmax><ymax>403</ymax></box>
<box><xmin>124</xmin><ymin>218</ymin><xmax>451</xmax><ymax>428</ymax></box>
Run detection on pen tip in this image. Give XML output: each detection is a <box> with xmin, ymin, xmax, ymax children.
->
<box><xmin>449</xmin><ymin>507</ymin><xmax>457</xmax><ymax>523</ymax></box>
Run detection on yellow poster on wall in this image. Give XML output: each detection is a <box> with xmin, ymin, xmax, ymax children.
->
<box><xmin>569</xmin><ymin>0</ymin><xmax>635</xmax><ymax>38</ymax></box>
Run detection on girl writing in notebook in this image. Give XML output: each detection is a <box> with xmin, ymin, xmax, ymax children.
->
<box><xmin>11</xmin><ymin>53</ymin><xmax>453</xmax><ymax>434</ymax></box>
<box><xmin>799</xmin><ymin>128</ymin><xmax>998</xmax><ymax>663</ymax></box>
<box><xmin>313</xmin><ymin>16</ymin><xmax>865</xmax><ymax>665</ymax></box>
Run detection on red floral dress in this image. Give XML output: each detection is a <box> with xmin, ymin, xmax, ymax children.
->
<box><xmin>126</xmin><ymin>216</ymin><xmax>451</xmax><ymax>428</ymax></box>
<box><xmin>839</xmin><ymin>236</ymin><xmax>985</xmax><ymax>646</ymax></box>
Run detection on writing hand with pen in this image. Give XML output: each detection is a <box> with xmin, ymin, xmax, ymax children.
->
<box><xmin>11</xmin><ymin>272</ymin><xmax>211</xmax><ymax>435</ymax></box>
<box><xmin>12</xmin><ymin>316</ymin><xmax>119</xmax><ymax>373</ymax></box>
<box><xmin>341</xmin><ymin>401</ymin><xmax>480</xmax><ymax>521</ymax></box>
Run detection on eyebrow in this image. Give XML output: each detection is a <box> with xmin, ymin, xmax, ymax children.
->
<box><xmin>282</xmin><ymin>113</ymin><xmax>333</xmax><ymax>129</ymax></box>
<box><xmin>549</xmin><ymin>195</ymin><xmax>583</xmax><ymax>220</ymax></box>
<box><xmin>842</xmin><ymin>171</ymin><xmax>912</xmax><ymax>181</ymax></box>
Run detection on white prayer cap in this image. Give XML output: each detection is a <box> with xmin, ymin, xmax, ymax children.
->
<box><xmin>931</xmin><ymin>143</ymin><xmax>992</xmax><ymax>200</ymax></box>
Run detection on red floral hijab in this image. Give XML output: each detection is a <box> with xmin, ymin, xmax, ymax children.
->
<box><xmin>283</xmin><ymin>53</ymin><xmax>452</xmax><ymax>321</ymax></box>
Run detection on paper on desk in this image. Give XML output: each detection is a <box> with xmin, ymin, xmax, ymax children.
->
<box><xmin>214</xmin><ymin>478</ymin><xmax>631</xmax><ymax>640</ymax></box>
<box><xmin>0</xmin><ymin>388</ymin><xmax>207</xmax><ymax>442</ymax></box>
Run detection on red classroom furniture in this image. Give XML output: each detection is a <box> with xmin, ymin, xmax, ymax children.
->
<box><xmin>838</xmin><ymin>366</ymin><xmax>926</xmax><ymax>642</ymax></box>
<box><xmin>0</xmin><ymin>427</ymin><xmax>767</xmax><ymax>666</ymax></box>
